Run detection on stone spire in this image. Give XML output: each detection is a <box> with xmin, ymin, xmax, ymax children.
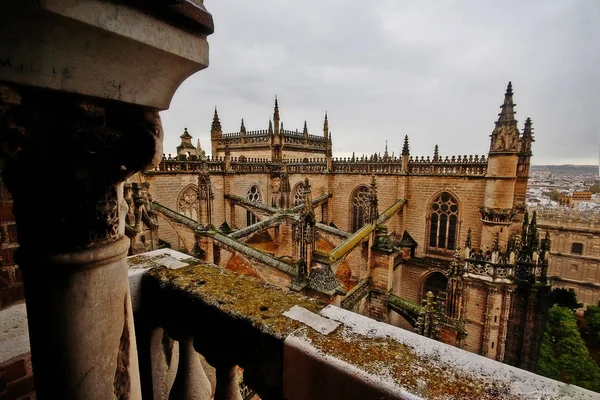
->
<box><xmin>273</xmin><ymin>96</ymin><xmax>280</xmax><ymax>123</ymax></box>
<box><xmin>211</xmin><ymin>107</ymin><xmax>221</xmax><ymax>133</ymax></box>
<box><xmin>402</xmin><ymin>135</ymin><xmax>410</xmax><ymax>156</ymax></box>
<box><xmin>384</xmin><ymin>140</ymin><xmax>389</xmax><ymax>160</ymax></box>
<box><xmin>240</xmin><ymin>118</ymin><xmax>246</xmax><ymax>134</ymax></box>
<box><xmin>490</xmin><ymin>81</ymin><xmax>520</xmax><ymax>153</ymax></box>
<box><xmin>323</xmin><ymin>112</ymin><xmax>329</xmax><ymax>138</ymax></box>
<box><xmin>520</xmin><ymin>117</ymin><xmax>535</xmax><ymax>154</ymax></box>
<box><xmin>433</xmin><ymin>144</ymin><xmax>439</xmax><ymax>162</ymax></box>
<box><xmin>268</xmin><ymin>119</ymin><xmax>273</xmax><ymax>134</ymax></box>
<box><xmin>303</xmin><ymin>120</ymin><xmax>308</xmax><ymax>137</ymax></box>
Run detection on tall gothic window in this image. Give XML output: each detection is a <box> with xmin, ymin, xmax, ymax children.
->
<box><xmin>350</xmin><ymin>186</ymin><xmax>370</xmax><ymax>233</ymax></box>
<box><xmin>246</xmin><ymin>185</ymin><xmax>261</xmax><ymax>226</ymax></box>
<box><xmin>428</xmin><ymin>192</ymin><xmax>459</xmax><ymax>251</ymax></box>
<box><xmin>178</xmin><ymin>185</ymin><xmax>198</xmax><ymax>221</ymax></box>
<box><xmin>293</xmin><ymin>183</ymin><xmax>304</xmax><ymax>206</ymax></box>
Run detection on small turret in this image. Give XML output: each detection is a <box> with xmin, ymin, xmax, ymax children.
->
<box><xmin>323</xmin><ymin>112</ymin><xmax>329</xmax><ymax>138</ymax></box>
<box><xmin>433</xmin><ymin>144</ymin><xmax>439</xmax><ymax>162</ymax></box>
<box><xmin>303</xmin><ymin>120</ymin><xmax>308</xmax><ymax>138</ymax></box>
<box><xmin>177</xmin><ymin>127</ymin><xmax>196</xmax><ymax>157</ymax></box>
<box><xmin>383</xmin><ymin>140</ymin><xmax>389</xmax><ymax>160</ymax></box>
<box><xmin>268</xmin><ymin>119</ymin><xmax>273</xmax><ymax>135</ymax></box>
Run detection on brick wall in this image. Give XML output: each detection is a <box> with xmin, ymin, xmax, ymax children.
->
<box><xmin>0</xmin><ymin>354</ymin><xmax>34</xmax><ymax>400</ymax></box>
<box><xmin>0</xmin><ymin>177</ymin><xmax>22</xmax><ymax>311</ymax></box>
<box><xmin>0</xmin><ymin>169</ymin><xmax>35</xmax><ymax>399</ymax></box>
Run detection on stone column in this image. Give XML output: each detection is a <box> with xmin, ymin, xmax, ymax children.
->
<box><xmin>0</xmin><ymin>83</ymin><xmax>164</xmax><ymax>399</ymax></box>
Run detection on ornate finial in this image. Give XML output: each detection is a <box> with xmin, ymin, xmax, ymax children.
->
<box><xmin>303</xmin><ymin>120</ymin><xmax>308</xmax><ymax>136</ymax></box>
<box><xmin>323</xmin><ymin>112</ymin><xmax>329</xmax><ymax>138</ymax></box>
<box><xmin>384</xmin><ymin>140</ymin><xmax>389</xmax><ymax>159</ymax></box>
<box><xmin>402</xmin><ymin>135</ymin><xmax>410</xmax><ymax>156</ymax></box>
<box><xmin>268</xmin><ymin>119</ymin><xmax>273</xmax><ymax>134</ymax></box>
<box><xmin>433</xmin><ymin>144</ymin><xmax>439</xmax><ymax>161</ymax></box>
<box><xmin>240</xmin><ymin>118</ymin><xmax>246</xmax><ymax>133</ymax></box>
<box><xmin>505</xmin><ymin>81</ymin><xmax>513</xmax><ymax>95</ymax></box>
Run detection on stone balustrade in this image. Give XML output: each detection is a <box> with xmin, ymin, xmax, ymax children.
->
<box><xmin>464</xmin><ymin>258</ymin><xmax>547</xmax><ymax>284</ymax></box>
<box><xmin>128</xmin><ymin>249</ymin><xmax>596</xmax><ymax>400</ymax></box>
<box><xmin>150</xmin><ymin>154</ymin><xmax>490</xmax><ymax>176</ymax></box>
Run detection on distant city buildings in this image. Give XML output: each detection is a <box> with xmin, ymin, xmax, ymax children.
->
<box><xmin>527</xmin><ymin>166</ymin><xmax>600</xmax><ymax>307</ymax></box>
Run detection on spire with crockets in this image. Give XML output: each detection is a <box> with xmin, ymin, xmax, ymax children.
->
<box><xmin>489</xmin><ymin>81</ymin><xmax>520</xmax><ymax>153</ymax></box>
<box><xmin>520</xmin><ymin>117</ymin><xmax>535</xmax><ymax>154</ymax></box>
<box><xmin>211</xmin><ymin>107</ymin><xmax>222</xmax><ymax>137</ymax></box>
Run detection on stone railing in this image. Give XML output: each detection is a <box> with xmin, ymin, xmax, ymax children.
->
<box><xmin>464</xmin><ymin>258</ymin><xmax>547</xmax><ymax>283</ymax></box>
<box><xmin>285</xmin><ymin>160</ymin><xmax>328</xmax><ymax>173</ymax></box>
<box><xmin>149</xmin><ymin>153</ymin><xmax>489</xmax><ymax>177</ymax></box>
<box><xmin>154</xmin><ymin>159</ymin><xmax>226</xmax><ymax>172</ymax></box>
<box><xmin>129</xmin><ymin>249</ymin><xmax>596</xmax><ymax>400</ymax></box>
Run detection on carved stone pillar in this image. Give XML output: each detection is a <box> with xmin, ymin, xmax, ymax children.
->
<box><xmin>0</xmin><ymin>83</ymin><xmax>164</xmax><ymax>399</ymax></box>
<box><xmin>0</xmin><ymin>1</ymin><xmax>213</xmax><ymax>397</ymax></box>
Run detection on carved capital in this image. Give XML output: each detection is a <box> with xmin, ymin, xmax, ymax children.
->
<box><xmin>0</xmin><ymin>83</ymin><xmax>162</xmax><ymax>254</ymax></box>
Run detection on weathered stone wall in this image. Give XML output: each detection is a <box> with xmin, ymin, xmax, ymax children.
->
<box><xmin>403</xmin><ymin>176</ymin><xmax>487</xmax><ymax>257</ymax></box>
<box><xmin>542</xmin><ymin>221</ymin><xmax>600</xmax><ymax>307</ymax></box>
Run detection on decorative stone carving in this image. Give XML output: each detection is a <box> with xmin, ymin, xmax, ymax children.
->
<box><xmin>0</xmin><ymin>83</ymin><xmax>162</xmax><ymax>253</ymax></box>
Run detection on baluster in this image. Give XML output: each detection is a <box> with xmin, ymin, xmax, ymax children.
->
<box><xmin>214</xmin><ymin>364</ymin><xmax>243</xmax><ymax>400</ymax></box>
<box><xmin>169</xmin><ymin>337</ymin><xmax>212</xmax><ymax>400</ymax></box>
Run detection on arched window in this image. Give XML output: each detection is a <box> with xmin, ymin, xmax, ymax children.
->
<box><xmin>428</xmin><ymin>192</ymin><xmax>459</xmax><ymax>251</ymax></box>
<box><xmin>178</xmin><ymin>185</ymin><xmax>198</xmax><ymax>221</ymax></box>
<box><xmin>571</xmin><ymin>242</ymin><xmax>583</xmax><ymax>255</ymax></box>
<box><xmin>293</xmin><ymin>183</ymin><xmax>304</xmax><ymax>206</ymax></box>
<box><xmin>422</xmin><ymin>271</ymin><xmax>448</xmax><ymax>300</ymax></box>
<box><xmin>246</xmin><ymin>185</ymin><xmax>261</xmax><ymax>226</ymax></box>
<box><xmin>350</xmin><ymin>186</ymin><xmax>370</xmax><ymax>233</ymax></box>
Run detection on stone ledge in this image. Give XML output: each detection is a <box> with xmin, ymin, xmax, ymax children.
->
<box><xmin>140</xmin><ymin>256</ymin><xmax>597</xmax><ymax>400</ymax></box>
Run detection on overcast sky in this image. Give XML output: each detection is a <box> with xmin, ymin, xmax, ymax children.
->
<box><xmin>161</xmin><ymin>0</ymin><xmax>599</xmax><ymax>166</ymax></box>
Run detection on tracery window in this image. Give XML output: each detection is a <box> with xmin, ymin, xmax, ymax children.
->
<box><xmin>428</xmin><ymin>192</ymin><xmax>459</xmax><ymax>251</ymax></box>
<box><xmin>246</xmin><ymin>185</ymin><xmax>261</xmax><ymax>226</ymax></box>
<box><xmin>350</xmin><ymin>186</ymin><xmax>370</xmax><ymax>233</ymax></box>
<box><xmin>178</xmin><ymin>185</ymin><xmax>198</xmax><ymax>221</ymax></box>
<box><xmin>293</xmin><ymin>183</ymin><xmax>304</xmax><ymax>206</ymax></box>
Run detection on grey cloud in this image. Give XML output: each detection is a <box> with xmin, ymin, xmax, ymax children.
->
<box><xmin>161</xmin><ymin>0</ymin><xmax>599</xmax><ymax>165</ymax></box>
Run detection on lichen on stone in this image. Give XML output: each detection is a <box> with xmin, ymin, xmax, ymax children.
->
<box><xmin>147</xmin><ymin>264</ymin><xmax>325</xmax><ymax>338</ymax></box>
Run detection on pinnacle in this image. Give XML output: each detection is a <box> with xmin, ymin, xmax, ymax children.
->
<box><xmin>402</xmin><ymin>135</ymin><xmax>410</xmax><ymax>156</ymax></box>
<box><xmin>505</xmin><ymin>81</ymin><xmax>513</xmax><ymax>96</ymax></box>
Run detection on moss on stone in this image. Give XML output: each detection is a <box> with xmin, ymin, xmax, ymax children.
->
<box><xmin>301</xmin><ymin>325</ymin><xmax>521</xmax><ymax>400</ymax></box>
<box><xmin>147</xmin><ymin>264</ymin><xmax>325</xmax><ymax>338</ymax></box>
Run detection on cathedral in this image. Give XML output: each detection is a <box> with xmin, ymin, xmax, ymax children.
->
<box><xmin>132</xmin><ymin>82</ymin><xmax>550</xmax><ymax>371</ymax></box>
